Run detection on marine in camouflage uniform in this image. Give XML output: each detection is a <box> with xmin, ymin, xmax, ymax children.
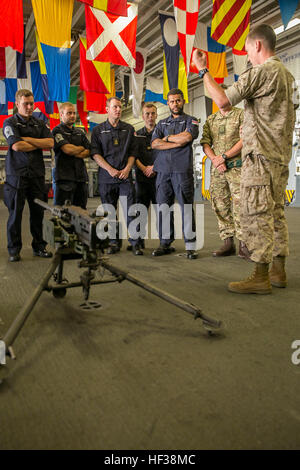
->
<box><xmin>192</xmin><ymin>24</ymin><xmax>298</xmax><ymax>294</ymax></box>
<box><xmin>201</xmin><ymin>106</ymin><xmax>244</xmax><ymax>257</ymax></box>
<box><xmin>225</xmin><ymin>56</ymin><xmax>296</xmax><ymax>293</ymax></box>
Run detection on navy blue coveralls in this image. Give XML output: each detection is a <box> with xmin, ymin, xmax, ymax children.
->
<box><xmin>135</xmin><ymin>127</ymin><xmax>157</xmax><ymax>206</ymax></box>
<box><xmin>3</xmin><ymin>114</ymin><xmax>52</xmax><ymax>256</ymax></box>
<box><xmin>52</xmin><ymin>123</ymin><xmax>90</xmax><ymax>209</ymax></box>
<box><xmin>135</xmin><ymin>127</ymin><xmax>157</xmax><ymax>242</ymax></box>
<box><xmin>91</xmin><ymin>119</ymin><xmax>138</xmax><ymax>247</ymax></box>
<box><xmin>151</xmin><ymin>113</ymin><xmax>199</xmax><ymax>250</ymax></box>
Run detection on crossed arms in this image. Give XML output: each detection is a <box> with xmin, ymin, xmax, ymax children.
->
<box><xmin>151</xmin><ymin>130</ymin><xmax>193</xmax><ymax>150</ymax></box>
<box><xmin>59</xmin><ymin>143</ymin><xmax>90</xmax><ymax>159</ymax></box>
<box><xmin>12</xmin><ymin>136</ymin><xmax>54</xmax><ymax>152</ymax></box>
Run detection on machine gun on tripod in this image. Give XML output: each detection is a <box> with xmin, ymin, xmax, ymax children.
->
<box><xmin>0</xmin><ymin>199</ymin><xmax>222</xmax><ymax>382</ymax></box>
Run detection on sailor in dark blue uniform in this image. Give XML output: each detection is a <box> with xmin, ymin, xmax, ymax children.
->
<box><xmin>3</xmin><ymin>89</ymin><xmax>54</xmax><ymax>262</ymax></box>
<box><xmin>151</xmin><ymin>88</ymin><xmax>199</xmax><ymax>259</ymax></box>
<box><xmin>134</xmin><ymin>103</ymin><xmax>158</xmax><ymax>249</ymax></box>
<box><xmin>91</xmin><ymin>96</ymin><xmax>142</xmax><ymax>255</ymax></box>
<box><xmin>52</xmin><ymin>102</ymin><xmax>90</xmax><ymax>209</ymax></box>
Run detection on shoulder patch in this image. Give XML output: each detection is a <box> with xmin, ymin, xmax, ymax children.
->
<box><xmin>4</xmin><ymin>126</ymin><xmax>14</xmax><ymax>139</ymax></box>
<box><xmin>55</xmin><ymin>133</ymin><xmax>65</xmax><ymax>143</ymax></box>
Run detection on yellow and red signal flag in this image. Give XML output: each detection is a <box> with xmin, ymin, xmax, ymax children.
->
<box><xmin>211</xmin><ymin>0</ymin><xmax>252</xmax><ymax>51</ymax></box>
<box><xmin>80</xmin><ymin>37</ymin><xmax>111</xmax><ymax>94</ymax></box>
<box><xmin>77</xmin><ymin>0</ymin><xmax>127</xmax><ymax>17</ymax></box>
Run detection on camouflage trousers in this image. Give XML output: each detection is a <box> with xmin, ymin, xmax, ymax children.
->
<box><xmin>210</xmin><ymin>165</ymin><xmax>242</xmax><ymax>241</ymax></box>
<box><xmin>240</xmin><ymin>154</ymin><xmax>289</xmax><ymax>264</ymax></box>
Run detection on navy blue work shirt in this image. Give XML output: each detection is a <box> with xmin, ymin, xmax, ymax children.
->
<box><xmin>135</xmin><ymin>126</ymin><xmax>156</xmax><ymax>183</ymax></box>
<box><xmin>151</xmin><ymin>113</ymin><xmax>199</xmax><ymax>173</ymax></box>
<box><xmin>52</xmin><ymin>123</ymin><xmax>90</xmax><ymax>182</ymax></box>
<box><xmin>90</xmin><ymin>119</ymin><xmax>137</xmax><ymax>184</ymax></box>
<box><xmin>3</xmin><ymin>113</ymin><xmax>52</xmax><ymax>184</ymax></box>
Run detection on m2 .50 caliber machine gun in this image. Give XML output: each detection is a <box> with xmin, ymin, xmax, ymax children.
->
<box><xmin>0</xmin><ymin>199</ymin><xmax>222</xmax><ymax>381</ymax></box>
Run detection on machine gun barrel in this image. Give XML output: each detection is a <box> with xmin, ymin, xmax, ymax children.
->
<box><xmin>34</xmin><ymin>198</ymin><xmax>95</xmax><ymax>218</ymax></box>
<box><xmin>34</xmin><ymin>199</ymin><xmax>68</xmax><ymax>219</ymax></box>
<box><xmin>34</xmin><ymin>198</ymin><xmax>56</xmax><ymax>212</ymax></box>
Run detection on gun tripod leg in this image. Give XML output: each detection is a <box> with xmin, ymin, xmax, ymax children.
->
<box><xmin>100</xmin><ymin>260</ymin><xmax>222</xmax><ymax>333</ymax></box>
<box><xmin>52</xmin><ymin>256</ymin><xmax>68</xmax><ymax>298</ymax></box>
<box><xmin>56</xmin><ymin>258</ymin><xmax>64</xmax><ymax>284</ymax></box>
<box><xmin>1</xmin><ymin>254</ymin><xmax>61</xmax><ymax>359</ymax></box>
<box><xmin>79</xmin><ymin>267</ymin><xmax>102</xmax><ymax>310</ymax></box>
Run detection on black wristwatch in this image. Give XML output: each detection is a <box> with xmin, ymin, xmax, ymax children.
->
<box><xmin>198</xmin><ymin>68</ymin><xmax>209</xmax><ymax>79</ymax></box>
<box><xmin>221</xmin><ymin>153</ymin><xmax>227</xmax><ymax>161</ymax></box>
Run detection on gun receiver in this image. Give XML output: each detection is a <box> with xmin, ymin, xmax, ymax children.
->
<box><xmin>34</xmin><ymin>199</ymin><xmax>103</xmax><ymax>251</ymax></box>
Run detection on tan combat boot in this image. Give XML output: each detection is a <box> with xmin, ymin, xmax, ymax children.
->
<box><xmin>212</xmin><ymin>237</ymin><xmax>236</xmax><ymax>257</ymax></box>
<box><xmin>269</xmin><ymin>256</ymin><xmax>287</xmax><ymax>288</ymax></box>
<box><xmin>228</xmin><ymin>263</ymin><xmax>272</xmax><ymax>294</ymax></box>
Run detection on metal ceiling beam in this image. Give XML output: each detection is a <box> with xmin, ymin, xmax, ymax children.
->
<box><xmin>25</xmin><ymin>12</ymin><xmax>35</xmax><ymax>40</ymax></box>
<box><xmin>30</xmin><ymin>45</ymin><xmax>37</xmax><ymax>61</ymax></box>
<box><xmin>136</xmin><ymin>0</ymin><xmax>171</xmax><ymax>39</ymax></box>
<box><xmin>72</xmin><ymin>4</ymin><xmax>84</xmax><ymax>26</ymax></box>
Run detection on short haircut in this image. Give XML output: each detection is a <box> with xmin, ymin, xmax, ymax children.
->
<box><xmin>167</xmin><ymin>88</ymin><xmax>184</xmax><ymax>100</ymax></box>
<box><xmin>15</xmin><ymin>89</ymin><xmax>34</xmax><ymax>102</ymax></box>
<box><xmin>106</xmin><ymin>96</ymin><xmax>122</xmax><ymax>107</ymax></box>
<box><xmin>142</xmin><ymin>103</ymin><xmax>157</xmax><ymax>112</ymax></box>
<box><xmin>60</xmin><ymin>102</ymin><xmax>75</xmax><ymax>112</ymax></box>
<box><xmin>247</xmin><ymin>24</ymin><xmax>276</xmax><ymax>51</ymax></box>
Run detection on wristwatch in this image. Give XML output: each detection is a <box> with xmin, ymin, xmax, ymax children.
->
<box><xmin>198</xmin><ymin>68</ymin><xmax>209</xmax><ymax>79</ymax></box>
<box><xmin>221</xmin><ymin>153</ymin><xmax>227</xmax><ymax>161</ymax></box>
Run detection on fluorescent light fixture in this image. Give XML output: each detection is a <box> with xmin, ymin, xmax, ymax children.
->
<box><xmin>275</xmin><ymin>17</ymin><xmax>300</xmax><ymax>35</ymax></box>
